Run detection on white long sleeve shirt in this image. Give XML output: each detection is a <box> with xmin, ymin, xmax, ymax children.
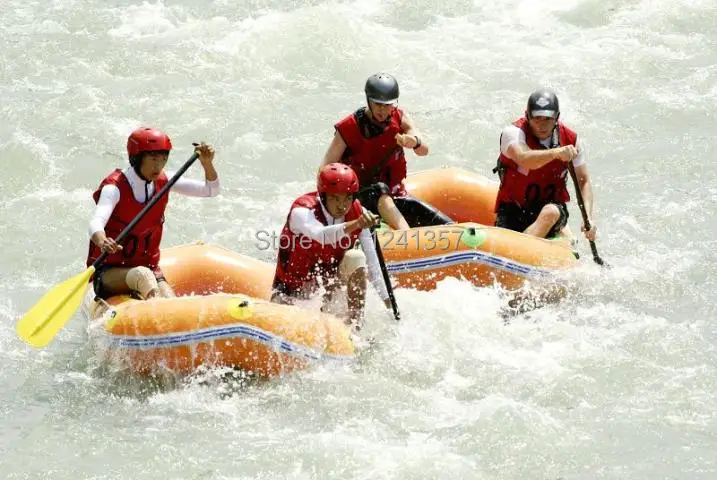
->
<box><xmin>88</xmin><ymin>167</ymin><xmax>220</xmax><ymax>236</ymax></box>
<box><xmin>288</xmin><ymin>198</ymin><xmax>390</xmax><ymax>301</ymax></box>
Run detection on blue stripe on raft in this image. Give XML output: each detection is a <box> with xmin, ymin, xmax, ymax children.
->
<box><xmin>384</xmin><ymin>250</ymin><xmax>554</xmax><ymax>279</ymax></box>
<box><xmin>101</xmin><ymin>323</ymin><xmax>355</xmax><ymax>363</ymax></box>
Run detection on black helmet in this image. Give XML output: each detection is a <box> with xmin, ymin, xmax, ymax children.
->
<box><xmin>365</xmin><ymin>73</ymin><xmax>399</xmax><ymax>104</ymax></box>
<box><xmin>527</xmin><ymin>88</ymin><xmax>559</xmax><ymax>119</ymax></box>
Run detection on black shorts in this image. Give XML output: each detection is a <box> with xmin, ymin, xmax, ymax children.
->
<box><xmin>357</xmin><ymin>182</ymin><xmax>454</xmax><ymax>228</ymax></box>
<box><xmin>92</xmin><ymin>265</ymin><xmax>166</xmax><ymax>300</ymax></box>
<box><xmin>356</xmin><ymin>182</ymin><xmax>390</xmax><ymax>215</ymax></box>
<box><xmin>495</xmin><ymin>202</ymin><xmax>569</xmax><ymax>239</ymax></box>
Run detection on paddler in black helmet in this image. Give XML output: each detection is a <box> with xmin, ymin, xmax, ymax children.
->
<box><xmin>493</xmin><ymin>88</ymin><xmax>598</xmax><ymax>243</ymax></box>
<box><xmin>319</xmin><ymin>72</ymin><xmax>453</xmax><ymax>230</ymax></box>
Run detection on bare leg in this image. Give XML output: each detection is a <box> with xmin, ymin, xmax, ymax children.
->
<box><xmin>377</xmin><ymin>194</ymin><xmax>410</xmax><ymax>230</ymax></box>
<box><xmin>523</xmin><ymin>204</ymin><xmax>561</xmax><ymax>238</ymax></box>
<box><xmin>327</xmin><ymin>249</ymin><xmax>370</xmax><ymax>330</ymax></box>
<box><xmin>345</xmin><ymin>267</ymin><xmax>368</xmax><ymax>329</ymax></box>
<box><xmin>323</xmin><ymin>267</ymin><xmax>367</xmax><ymax>330</ymax></box>
<box><xmin>559</xmin><ymin>225</ymin><xmax>575</xmax><ymax>243</ymax></box>
<box><xmin>157</xmin><ymin>280</ymin><xmax>176</xmax><ymax>298</ymax></box>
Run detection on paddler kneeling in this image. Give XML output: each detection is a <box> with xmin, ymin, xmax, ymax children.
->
<box><xmin>271</xmin><ymin>163</ymin><xmax>391</xmax><ymax>330</ymax></box>
<box><xmin>86</xmin><ymin>127</ymin><xmax>220</xmax><ymax>301</ymax></box>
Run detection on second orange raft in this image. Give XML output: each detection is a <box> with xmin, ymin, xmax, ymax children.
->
<box><xmin>376</xmin><ymin>167</ymin><xmax>578</xmax><ymax>291</ymax></box>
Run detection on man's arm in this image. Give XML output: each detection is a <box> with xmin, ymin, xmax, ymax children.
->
<box><xmin>501</xmin><ymin>125</ymin><xmax>574</xmax><ymax>170</ymax></box>
<box><xmin>398</xmin><ymin>111</ymin><xmax>429</xmax><ymax>156</ymax></box>
<box><xmin>319</xmin><ymin>132</ymin><xmax>348</xmax><ymax>172</ymax></box>
<box><xmin>574</xmin><ymin>163</ymin><xmax>594</xmax><ymax>222</ymax></box>
<box><xmin>289</xmin><ymin>207</ymin><xmax>371</xmax><ymax>245</ymax></box>
<box><xmin>358</xmin><ymin>228</ymin><xmax>390</xmax><ymax>302</ymax></box>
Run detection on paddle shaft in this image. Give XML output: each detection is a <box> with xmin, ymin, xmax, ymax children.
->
<box><xmin>566</xmin><ymin>160</ymin><xmax>605</xmax><ymax>266</ymax></box>
<box><xmin>372</xmin><ymin>228</ymin><xmax>400</xmax><ymax>321</ymax></box>
<box><xmin>91</xmin><ymin>152</ymin><xmax>200</xmax><ymax>270</ymax></box>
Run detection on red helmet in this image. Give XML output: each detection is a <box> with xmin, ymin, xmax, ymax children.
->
<box><xmin>127</xmin><ymin>127</ymin><xmax>172</xmax><ymax>158</ymax></box>
<box><xmin>317</xmin><ymin>163</ymin><xmax>359</xmax><ymax>194</ymax></box>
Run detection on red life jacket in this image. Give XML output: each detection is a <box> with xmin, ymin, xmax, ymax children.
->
<box><xmin>272</xmin><ymin>192</ymin><xmax>363</xmax><ymax>295</ymax></box>
<box><xmin>335</xmin><ymin>107</ymin><xmax>407</xmax><ymax>195</ymax></box>
<box><xmin>494</xmin><ymin>117</ymin><xmax>577</xmax><ymax>211</ymax></box>
<box><xmin>86</xmin><ymin>169</ymin><xmax>169</xmax><ymax>269</ymax></box>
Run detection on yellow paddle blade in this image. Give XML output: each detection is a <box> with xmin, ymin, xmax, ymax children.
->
<box><xmin>16</xmin><ymin>266</ymin><xmax>95</xmax><ymax>348</ymax></box>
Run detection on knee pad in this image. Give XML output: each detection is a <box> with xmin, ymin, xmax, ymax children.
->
<box><xmin>338</xmin><ymin>249</ymin><xmax>367</xmax><ymax>282</ymax></box>
<box><xmin>126</xmin><ymin>266</ymin><xmax>159</xmax><ymax>298</ymax></box>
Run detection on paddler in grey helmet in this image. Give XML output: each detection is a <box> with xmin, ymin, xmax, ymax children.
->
<box><xmin>319</xmin><ymin>72</ymin><xmax>453</xmax><ymax>230</ymax></box>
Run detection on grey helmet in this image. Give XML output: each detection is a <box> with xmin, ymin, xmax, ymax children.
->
<box><xmin>365</xmin><ymin>73</ymin><xmax>399</xmax><ymax>104</ymax></box>
<box><xmin>527</xmin><ymin>88</ymin><xmax>560</xmax><ymax>119</ymax></box>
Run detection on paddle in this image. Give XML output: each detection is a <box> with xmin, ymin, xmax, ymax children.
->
<box><xmin>16</xmin><ymin>151</ymin><xmax>201</xmax><ymax>348</ymax></box>
<box><xmin>372</xmin><ymin>227</ymin><xmax>400</xmax><ymax>321</ymax></box>
<box><xmin>567</xmin><ymin>160</ymin><xmax>607</xmax><ymax>267</ymax></box>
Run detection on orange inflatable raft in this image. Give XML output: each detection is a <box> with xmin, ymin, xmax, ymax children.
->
<box><xmin>376</xmin><ymin>167</ymin><xmax>578</xmax><ymax>291</ymax></box>
<box><xmin>81</xmin><ymin>243</ymin><xmax>356</xmax><ymax>377</ymax></box>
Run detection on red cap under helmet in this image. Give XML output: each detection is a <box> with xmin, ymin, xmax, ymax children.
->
<box><xmin>317</xmin><ymin>163</ymin><xmax>359</xmax><ymax>195</ymax></box>
<box><xmin>127</xmin><ymin>127</ymin><xmax>172</xmax><ymax>158</ymax></box>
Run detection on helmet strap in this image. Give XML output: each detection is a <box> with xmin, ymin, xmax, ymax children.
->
<box><xmin>318</xmin><ymin>193</ymin><xmax>328</xmax><ymax>211</ymax></box>
<box><xmin>366</xmin><ymin>95</ymin><xmax>374</xmax><ymax>117</ymax></box>
<box><xmin>550</xmin><ymin>123</ymin><xmax>560</xmax><ymax>149</ymax></box>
